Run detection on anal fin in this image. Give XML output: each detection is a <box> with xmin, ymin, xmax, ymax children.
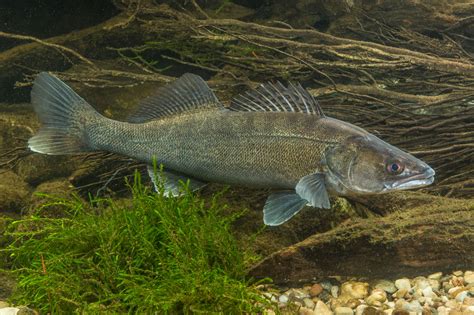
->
<box><xmin>147</xmin><ymin>165</ymin><xmax>206</xmax><ymax>196</ymax></box>
<box><xmin>263</xmin><ymin>192</ymin><xmax>307</xmax><ymax>226</ymax></box>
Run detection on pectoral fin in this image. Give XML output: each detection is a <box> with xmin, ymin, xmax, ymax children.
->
<box><xmin>295</xmin><ymin>173</ymin><xmax>331</xmax><ymax>209</ymax></box>
<box><xmin>147</xmin><ymin>165</ymin><xmax>206</xmax><ymax>196</ymax></box>
<box><xmin>263</xmin><ymin>192</ymin><xmax>307</xmax><ymax>226</ymax></box>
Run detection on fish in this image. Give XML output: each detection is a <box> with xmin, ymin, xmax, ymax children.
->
<box><xmin>28</xmin><ymin>72</ymin><xmax>435</xmax><ymax>226</ymax></box>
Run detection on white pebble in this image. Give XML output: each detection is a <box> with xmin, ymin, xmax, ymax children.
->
<box><xmin>455</xmin><ymin>290</ymin><xmax>468</xmax><ymax>302</ymax></box>
<box><xmin>303</xmin><ymin>297</ymin><xmax>315</xmax><ymax>309</ymax></box>
<box><xmin>465</xmin><ymin>271</ymin><xmax>474</xmax><ymax>284</ymax></box>
<box><xmin>395</xmin><ymin>278</ymin><xmax>412</xmax><ymax>291</ymax></box>
<box><xmin>428</xmin><ymin>272</ymin><xmax>443</xmax><ymax>280</ymax></box>
<box><xmin>355</xmin><ymin>304</ymin><xmax>367</xmax><ymax>315</ymax></box>
<box><xmin>279</xmin><ymin>294</ymin><xmax>289</xmax><ymax>304</ymax></box>
<box><xmin>422</xmin><ymin>286</ymin><xmax>437</xmax><ymax>298</ymax></box>
<box><xmin>437</xmin><ymin>306</ymin><xmax>449</xmax><ymax>315</ymax></box>
<box><xmin>0</xmin><ymin>308</ymin><xmax>19</xmax><ymax>315</ymax></box>
<box><xmin>331</xmin><ymin>285</ymin><xmax>339</xmax><ymax>298</ymax></box>
<box><xmin>335</xmin><ymin>306</ymin><xmax>353</xmax><ymax>315</ymax></box>
<box><xmin>314</xmin><ymin>300</ymin><xmax>333</xmax><ymax>315</ymax></box>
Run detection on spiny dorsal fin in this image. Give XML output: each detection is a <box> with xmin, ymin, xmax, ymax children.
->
<box><xmin>229</xmin><ymin>81</ymin><xmax>325</xmax><ymax>116</ymax></box>
<box><xmin>128</xmin><ymin>73</ymin><xmax>222</xmax><ymax>123</ymax></box>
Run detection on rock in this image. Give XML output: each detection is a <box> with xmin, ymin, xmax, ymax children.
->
<box><xmin>331</xmin><ymin>285</ymin><xmax>340</xmax><ymax>298</ymax></box>
<box><xmin>374</xmin><ymin>280</ymin><xmax>397</xmax><ymax>294</ymax></box>
<box><xmin>0</xmin><ymin>308</ymin><xmax>20</xmax><ymax>315</ymax></box>
<box><xmin>453</xmin><ymin>271</ymin><xmax>463</xmax><ymax>276</ymax></box>
<box><xmin>436</xmin><ymin>306</ymin><xmax>449</xmax><ymax>315</ymax></box>
<box><xmin>320</xmin><ymin>280</ymin><xmax>333</xmax><ymax>291</ymax></box>
<box><xmin>451</xmin><ymin>276</ymin><xmax>464</xmax><ymax>287</ymax></box>
<box><xmin>465</xmin><ymin>297</ymin><xmax>474</xmax><ymax>306</ymax></box>
<box><xmin>449</xmin><ymin>287</ymin><xmax>466</xmax><ymax>299</ymax></box>
<box><xmin>315</xmin><ymin>300</ymin><xmax>333</xmax><ymax>315</ymax></box>
<box><xmin>355</xmin><ymin>305</ymin><xmax>367</xmax><ymax>315</ymax></box>
<box><xmin>455</xmin><ymin>290</ymin><xmax>468</xmax><ymax>303</ymax></box>
<box><xmin>341</xmin><ymin>281</ymin><xmax>369</xmax><ymax>300</ymax></box>
<box><xmin>366</xmin><ymin>289</ymin><xmax>387</xmax><ymax>307</ymax></box>
<box><xmin>0</xmin><ymin>301</ymin><xmax>9</xmax><ymax>308</ymax></box>
<box><xmin>413</xmin><ymin>277</ymin><xmax>430</xmax><ymax>291</ymax></box>
<box><xmin>394</xmin><ymin>288</ymin><xmax>408</xmax><ymax>299</ymax></box>
<box><xmin>288</xmin><ymin>288</ymin><xmax>309</xmax><ymax>302</ymax></box>
<box><xmin>278</xmin><ymin>294</ymin><xmax>289</xmax><ymax>304</ymax></box>
<box><xmin>395</xmin><ymin>279</ymin><xmax>411</xmax><ymax>291</ymax></box>
<box><xmin>15</xmin><ymin>154</ymin><xmax>77</xmax><ymax>186</ymax></box>
<box><xmin>299</xmin><ymin>306</ymin><xmax>316</xmax><ymax>315</ymax></box>
<box><xmin>361</xmin><ymin>306</ymin><xmax>384</xmax><ymax>315</ymax></box>
<box><xmin>444</xmin><ymin>299</ymin><xmax>459</xmax><ymax>309</ymax></box>
<box><xmin>303</xmin><ymin>297</ymin><xmax>315</xmax><ymax>309</ymax></box>
<box><xmin>391</xmin><ymin>310</ymin><xmax>409</xmax><ymax>315</ymax></box>
<box><xmin>422</xmin><ymin>286</ymin><xmax>437</xmax><ymax>298</ymax></box>
<box><xmin>406</xmin><ymin>300</ymin><xmax>423</xmax><ymax>313</ymax></box>
<box><xmin>465</xmin><ymin>271</ymin><xmax>474</xmax><ymax>284</ymax></box>
<box><xmin>335</xmin><ymin>306</ymin><xmax>354</xmax><ymax>315</ymax></box>
<box><xmin>0</xmin><ymin>170</ymin><xmax>30</xmax><ymax>212</ymax></box>
<box><xmin>310</xmin><ymin>283</ymin><xmax>324</xmax><ymax>297</ymax></box>
<box><xmin>428</xmin><ymin>272</ymin><xmax>443</xmax><ymax>281</ymax></box>
<box><xmin>28</xmin><ymin>179</ymin><xmax>75</xmax><ymax>217</ymax></box>
<box><xmin>16</xmin><ymin>307</ymin><xmax>36</xmax><ymax>315</ymax></box>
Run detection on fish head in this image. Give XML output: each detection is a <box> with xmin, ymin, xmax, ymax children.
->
<box><xmin>325</xmin><ymin>134</ymin><xmax>435</xmax><ymax>195</ymax></box>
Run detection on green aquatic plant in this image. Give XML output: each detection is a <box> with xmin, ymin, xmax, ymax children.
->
<box><xmin>3</xmin><ymin>173</ymin><xmax>272</xmax><ymax>313</ymax></box>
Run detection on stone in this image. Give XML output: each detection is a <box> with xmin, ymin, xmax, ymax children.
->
<box><xmin>366</xmin><ymin>289</ymin><xmax>387</xmax><ymax>307</ymax></box>
<box><xmin>310</xmin><ymin>283</ymin><xmax>324</xmax><ymax>297</ymax></box>
<box><xmin>16</xmin><ymin>154</ymin><xmax>77</xmax><ymax>186</ymax></box>
<box><xmin>453</xmin><ymin>271</ymin><xmax>463</xmax><ymax>277</ymax></box>
<box><xmin>406</xmin><ymin>300</ymin><xmax>423</xmax><ymax>313</ymax></box>
<box><xmin>304</xmin><ymin>297</ymin><xmax>315</xmax><ymax>309</ymax></box>
<box><xmin>299</xmin><ymin>306</ymin><xmax>316</xmax><ymax>315</ymax></box>
<box><xmin>465</xmin><ymin>297</ymin><xmax>474</xmax><ymax>306</ymax></box>
<box><xmin>395</xmin><ymin>279</ymin><xmax>411</xmax><ymax>292</ymax></box>
<box><xmin>341</xmin><ymin>282</ymin><xmax>369</xmax><ymax>300</ymax></box>
<box><xmin>422</xmin><ymin>286</ymin><xmax>437</xmax><ymax>298</ymax></box>
<box><xmin>0</xmin><ymin>170</ymin><xmax>29</xmax><ymax>212</ymax></box>
<box><xmin>16</xmin><ymin>307</ymin><xmax>36</xmax><ymax>315</ymax></box>
<box><xmin>355</xmin><ymin>305</ymin><xmax>367</xmax><ymax>315</ymax></box>
<box><xmin>413</xmin><ymin>277</ymin><xmax>430</xmax><ymax>291</ymax></box>
<box><xmin>315</xmin><ymin>300</ymin><xmax>333</xmax><ymax>315</ymax></box>
<box><xmin>374</xmin><ymin>280</ymin><xmax>397</xmax><ymax>294</ymax></box>
<box><xmin>361</xmin><ymin>306</ymin><xmax>384</xmax><ymax>315</ymax></box>
<box><xmin>449</xmin><ymin>287</ymin><xmax>466</xmax><ymax>299</ymax></box>
<box><xmin>0</xmin><ymin>302</ymin><xmax>9</xmax><ymax>308</ymax></box>
<box><xmin>465</xmin><ymin>271</ymin><xmax>474</xmax><ymax>285</ymax></box>
<box><xmin>331</xmin><ymin>285</ymin><xmax>340</xmax><ymax>298</ymax></box>
<box><xmin>455</xmin><ymin>290</ymin><xmax>468</xmax><ymax>303</ymax></box>
<box><xmin>428</xmin><ymin>272</ymin><xmax>443</xmax><ymax>281</ymax></box>
<box><xmin>335</xmin><ymin>306</ymin><xmax>354</xmax><ymax>315</ymax></box>
<box><xmin>392</xmin><ymin>310</ymin><xmax>409</xmax><ymax>315</ymax></box>
<box><xmin>0</xmin><ymin>308</ymin><xmax>20</xmax><ymax>315</ymax></box>
<box><xmin>278</xmin><ymin>294</ymin><xmax>289</xmax><ymax>304</ymax></box>
<box><xmin>394</xmin><ymin>288</ymin><xmax>408</xmax><ymax>299</ymax></box>
<box><xmin>451</xmin><ymin>276</ymin><xmax>464</xmax><ymax>287</ymax></box>
<box><xmin>437</xmin><ymin>306</ymin><xmax>449</xmax><ymax>315</ymax></box>
<box><xmin>445</xmin><ymin>299</ymin><xmax>459</xmax><ymax>309</ymax></box>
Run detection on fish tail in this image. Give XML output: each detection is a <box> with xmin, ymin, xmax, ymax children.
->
<box><xmin>28</xmin><ymin>72</ymin><xmax>101</xmax><ymax>155</ymax></box>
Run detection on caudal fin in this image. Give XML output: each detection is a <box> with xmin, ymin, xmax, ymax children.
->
<box><xmin>28</xmin><ymin>72</ymin><xmax>99</xmax><ymax>155</ymax></box>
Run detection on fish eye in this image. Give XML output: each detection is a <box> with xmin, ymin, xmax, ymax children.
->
<box><xmin>386</xmin><ymin>162</ymin><xmax>404</xmax><ymax>174</ymax></box>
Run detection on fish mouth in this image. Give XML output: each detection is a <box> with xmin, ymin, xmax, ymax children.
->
<box><xmin>384</xmin><ymin>167</ymin><xmax>435</xmax><ymax>191</ymax></box>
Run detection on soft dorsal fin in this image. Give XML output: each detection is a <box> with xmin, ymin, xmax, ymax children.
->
<box><xmin>128</xmin><ymin>73</ymin><xmax>222</xmax><ymax>123</ymax></box>
<box><xmin>229</xmin><ymin>81</ymin><xmax>325</xmax><ymax>116</ymax></box>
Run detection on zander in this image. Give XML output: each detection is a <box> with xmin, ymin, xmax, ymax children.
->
<box><xmin>28</xmin><ymin>72</ymin><xmax>435</xmax><ymax>225</ymax></box>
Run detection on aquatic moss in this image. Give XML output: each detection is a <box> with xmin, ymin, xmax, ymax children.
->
<box><xmin>2</xmin><ymin>173</ymin><xmax>272</xmax><ymax>313</ymax></box>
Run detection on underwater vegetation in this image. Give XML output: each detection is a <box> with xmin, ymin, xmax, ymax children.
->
<box><xmin>2</xmin><ymin>173</ymin><xmax>271</xmax><ymax>313</ymax></box>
